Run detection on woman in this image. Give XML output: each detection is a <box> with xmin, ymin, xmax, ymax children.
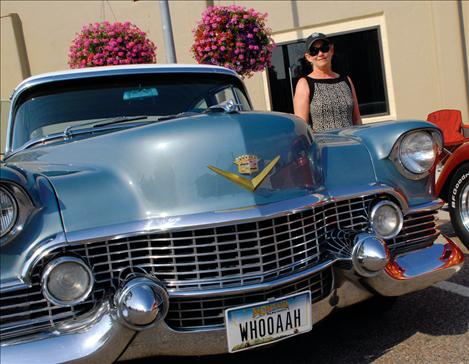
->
<box><xmin>293</xmin><ymin>32</ymin><xmax>362</xmax><ymax>131</ymax></box>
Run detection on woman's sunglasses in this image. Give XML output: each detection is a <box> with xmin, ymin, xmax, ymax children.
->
<box><xmin>309</xmin><ymin>44</ymin><xmax>330</xmax><ymax>56</ymax></box>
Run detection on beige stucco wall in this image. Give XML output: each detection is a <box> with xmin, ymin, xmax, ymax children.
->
<box><xmin>217</xmin><ymin>0</ymin><xmax>469</xmax><ymax>123</ymax></box>
<box><xmin>0</xmin><ymin>0</ymin><xmax>212</xmax><ymax>97</ymax></box>
<box><xmin>1</xmin><ymin>0</ymin><xmax>468</xmax><ymax>154</ymax></box>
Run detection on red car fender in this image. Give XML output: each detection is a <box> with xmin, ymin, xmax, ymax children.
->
<box><xmin>436</xmin><ymin>142</ymin><xmax>469</xmax><ymax>197</ymax></box>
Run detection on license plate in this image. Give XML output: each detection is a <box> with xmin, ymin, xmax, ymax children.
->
<box><xmin>225</xmin><ymin>291</ymin><xmax>312</xmax><ymax>353</ymax></box>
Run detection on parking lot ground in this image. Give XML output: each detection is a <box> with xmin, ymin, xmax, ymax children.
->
<box><xmin>125</xmin><ymin>211</ymin><xmax>469</xmax><ymax>364</ymax></box>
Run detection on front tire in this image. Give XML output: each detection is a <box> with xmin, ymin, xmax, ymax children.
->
<box><xmin>448</xmin><ymin>163</ymin><xmax>469</xmax><ymax>248</ymax></box>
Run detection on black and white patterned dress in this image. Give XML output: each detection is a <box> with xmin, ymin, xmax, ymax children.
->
<box><xmin>305</xmin><ymin>76</ymin><xmax>354</xmax><ymax>132</ymax></box>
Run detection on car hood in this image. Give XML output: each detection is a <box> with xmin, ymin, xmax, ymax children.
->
<box><xmin>7</xmin><ymin>112</ymin><xmax>352</xmax><ymax>234</ymax></box>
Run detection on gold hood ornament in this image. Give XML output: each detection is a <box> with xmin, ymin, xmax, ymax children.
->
<box><xmin>208</xmin><ymin>155</ymin><xmax>280</xmax><ymax>192</ymax></box>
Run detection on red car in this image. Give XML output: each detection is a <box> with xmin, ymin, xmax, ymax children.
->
<box><xmin>429</xmin><ymin>110</ymin><xmax>469</xmax><ymax>247</ymax></box>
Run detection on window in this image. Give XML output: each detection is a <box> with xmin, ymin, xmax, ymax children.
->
<box><xmin>11</xmin><ymin>74</ymin><xmax>252</xmax><ymax>149</ymax></box>
<box><xmin>268</xmin><ymin>27</ymin><xmax>388</xmax><ymax>117</ymax></box>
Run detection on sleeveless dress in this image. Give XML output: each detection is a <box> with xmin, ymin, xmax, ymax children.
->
<box><xmin>305</xmin><ymin>76</ymin><xmax>354</xmax><ymax>132</ymax></box>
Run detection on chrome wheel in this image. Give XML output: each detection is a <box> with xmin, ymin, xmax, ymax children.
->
<box><xmin>460</xmin><ymin>181</ymin><xmax>469</xmax><ymax>231</ymax></box>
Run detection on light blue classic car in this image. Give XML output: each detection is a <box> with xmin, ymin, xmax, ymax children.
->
<box><xmin>0</xmin><ymin>65</ymin><xmax>464</xmax><ymax>362</ymax></box>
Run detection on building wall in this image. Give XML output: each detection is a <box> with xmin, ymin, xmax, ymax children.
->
<box><xmin>225</xmin><ymin>0</ymin><xmax>469</xmax><ymax>123</ymax></box>
<box><xmin>1</xmin><ymin>0</ymin><xmax>468</xmax><ymax>154</ymax></box>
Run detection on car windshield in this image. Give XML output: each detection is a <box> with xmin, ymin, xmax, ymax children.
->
<box><xmin>11</xmin><ymin>72</ymin><xmax>252</xmax><ymax>150</ymax></box>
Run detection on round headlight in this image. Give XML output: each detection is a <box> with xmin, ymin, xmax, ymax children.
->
<box><xmin>399</xmin><ymin>131</ymin><xmax>436</xmax><ymax>174</ymax></box>
<box><xmin>370</xmin><ymin>201</ymin><xmax>403</xmax><ymax>239</ymax></box>
<box><xmin>42</xmin><ymin>257</ymin><xmax>94</xmax><ymax>306</ymax></box>
<box><xmin>0</xmin><ymin>187</ymin><xmax>18</xmax><ymax>238</ymax></box>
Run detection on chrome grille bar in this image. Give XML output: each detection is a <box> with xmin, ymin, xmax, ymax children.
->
<box><xmin>387</xmin><ymin>210</ymin><xmax>438</xmax><ymax>253</ymax></box>
<box><xmin>166</xmin><ymin>267</ymin><xmax>333</xmax><ymax>330</ymax></box>
<box><xmin>0</xmin><ymin>272</ymin><xmax>99</xmax><ymax>341</ymax></box>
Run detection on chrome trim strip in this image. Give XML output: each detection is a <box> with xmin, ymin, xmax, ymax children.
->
<box><xmin>0</xmin><ymin>280</ymin><xmax>29</xmax><ymax>293</ymax></box>
<box><xmin>407</xmin><ymin>199</ymin><xmax>444</xmax><ymax>214</ymax></box>
<box><xmin>20</xmin><ymin>232</ymin><xmax>67</xmax><ymax>286</ymax></box>
<box><xmin>64</xmin><ymin>186</ymin><xmax>407</xmax><ymax>243</ymax></box>
<box><xmin>166</xmin><ymin>259</ymin><xmax>336</xmax><ymax>298</ymax></box>
<box><xmin>65</xmin><ymin>193</ymin><xmax>326</xmax><ymax>243</ymax></box>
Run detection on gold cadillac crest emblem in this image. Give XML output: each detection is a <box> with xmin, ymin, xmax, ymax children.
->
<box><xmin>234</xmin><ymin>155</ymin><xmax>259</xmax><ymax>175</ymax></box>
<box><xmin>208</xmin><ymin>155</ymin><xmax>280</xmax><ymax>192</ymax></box>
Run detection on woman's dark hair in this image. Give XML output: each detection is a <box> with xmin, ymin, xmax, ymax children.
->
<box><xmin>294</xmin><ymin>40</ymin><xmax>339</xmax><ymax>78</ymax></box>
<box><xmin>294</xmin><ymin>57</ymin><xmax>313</xmax><ymax>78</ymax></box>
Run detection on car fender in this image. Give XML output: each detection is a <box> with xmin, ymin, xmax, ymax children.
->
<box><xmin>436</xmin><ymin>142</ymin><xmax>469</xmax><ymax>198</ymax></box>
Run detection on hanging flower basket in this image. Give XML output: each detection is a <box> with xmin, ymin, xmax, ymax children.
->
<box><xmin>191</xmin><ymin>5</ymin><xmax>275</xmax><ymax>77</ymax></box>
<box><xmin>68</xmin><ymin>21</ymin><xmax>156</xmax><ymax>68</ymax></box>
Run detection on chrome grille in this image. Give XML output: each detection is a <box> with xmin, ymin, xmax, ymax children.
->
<box><xmin>387</xmin><ymin>210</ymin><xmax>438</xmax><ymax>253</ymax></box>
<box><xmin>166</xmin><ymin>267</ymin><xmax>333</xmax><ymax>330</ymax></box>
<box><xmin>67</xmin><ymin>196</ymin><xmax>373</xmax><ymax>290</ymax></box>
<box><xmin>0</xmin><ymin>267</ymin><xmax>101</xmax><ymax>341</ymax></box>
<box><xmin>0</xmin><ymin>195</ymin><xmax>440</xmax><ymax>340</ymax></box>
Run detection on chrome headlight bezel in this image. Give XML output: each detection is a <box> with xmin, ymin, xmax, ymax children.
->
<box><xmin>390</xmin><ymin>129</ymin><xmax>442</xmax><ymax>180</ymax></box>
<box><xmin>0</xmin><ymin>186</ymin><xmax>18</xmax><ymax>238</ymax></box>
<box><xmin>41</xmin><ymin>256</ymin><xmax>94</xmax><ymax>307</ymax></box>
<box><xmin>370</xmin><ymin>200</ymin><xmax>404</xmax><ymax>239</ymax></box>
<box><xmin>0</xmin><ymin>182</ymin><xmax>34</xmax><ymax>245</ymax></box>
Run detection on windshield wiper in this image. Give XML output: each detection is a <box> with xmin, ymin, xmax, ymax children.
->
<box><xmin>63</xmin><ymin>115</ymin><xmax>149</xmax><ymax>138</ymax></box>
<box><xmin>151</xmin><ymin>111</ymin><xmax>201</xmax><ymax>122</ymax></box>
<box><xmin>92</xmin><ymin>115</ymin><xmax>149</xmax><ymax>128</ymax></box>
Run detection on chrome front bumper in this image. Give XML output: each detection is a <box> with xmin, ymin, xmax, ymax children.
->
<box><xmin>1</xmin><ymin>235</ymin><xmax>464</xmax><ymax>363</ymax></box>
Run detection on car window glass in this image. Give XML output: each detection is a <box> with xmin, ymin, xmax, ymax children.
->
<box><xmin>214</xmin><ymin>87</ymin><xmax>236</xmax><ymax>104</ymax></box>
<box><xmin>192</xmin><ymin>98</ymin><xmax>208</xmax><ymax>111</ymax></box>
<box><xmin>11</xmin><ymin>74</ymin><xmax>252</xmax><ymax>149</ymax></box>
<box><xmin>234</xmin><ymin>88</ymin><xmax>251</xmax><ymax>111</ymax></box>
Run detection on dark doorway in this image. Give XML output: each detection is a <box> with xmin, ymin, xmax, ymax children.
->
<box><xmin>268</xmin><ymin>28</ymin><xmax>388</xmax><ymax>117</ymax></box>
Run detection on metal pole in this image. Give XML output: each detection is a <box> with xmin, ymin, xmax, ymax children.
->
<box><xmin>159</xmin><ymin>0</ymin><xmax>177</xmax><ymax>63</ymax></box>
<box><xmin>1</xmin><ymin>13</ymin><xmax>31</xmax><ymax>79</ymax></box>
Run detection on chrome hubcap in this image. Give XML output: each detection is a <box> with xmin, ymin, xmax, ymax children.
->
<box><xmin>460</xmin><ymin>181</ymin><xmax>469</xmax><ymax>231</ymax></box>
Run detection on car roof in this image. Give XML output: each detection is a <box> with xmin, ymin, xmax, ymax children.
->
<box><xmin>11</xmin><ymin>64</ymin><xmax>240</xmax><ymax>100</ymax></box>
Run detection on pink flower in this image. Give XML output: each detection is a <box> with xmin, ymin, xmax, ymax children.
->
<box><xmin>68</xmin><ymin>21</ymin><xmax>156</xmax><ymax>68</ymax></box>
<box><xmin>190</xmin><ymin>5</ymin><xmax>274</xmax><ymax>77</ymax></box>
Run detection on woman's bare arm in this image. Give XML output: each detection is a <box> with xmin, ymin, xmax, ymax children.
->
<box><xmin>293</xmin><ymin>78</ymin><xmax>310</xmax><ymax>124</ymax></box>
<box><xmin>348</xmin><ymin>76</ymin><xmax>362</xmax><ymax>125</ymax></box>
